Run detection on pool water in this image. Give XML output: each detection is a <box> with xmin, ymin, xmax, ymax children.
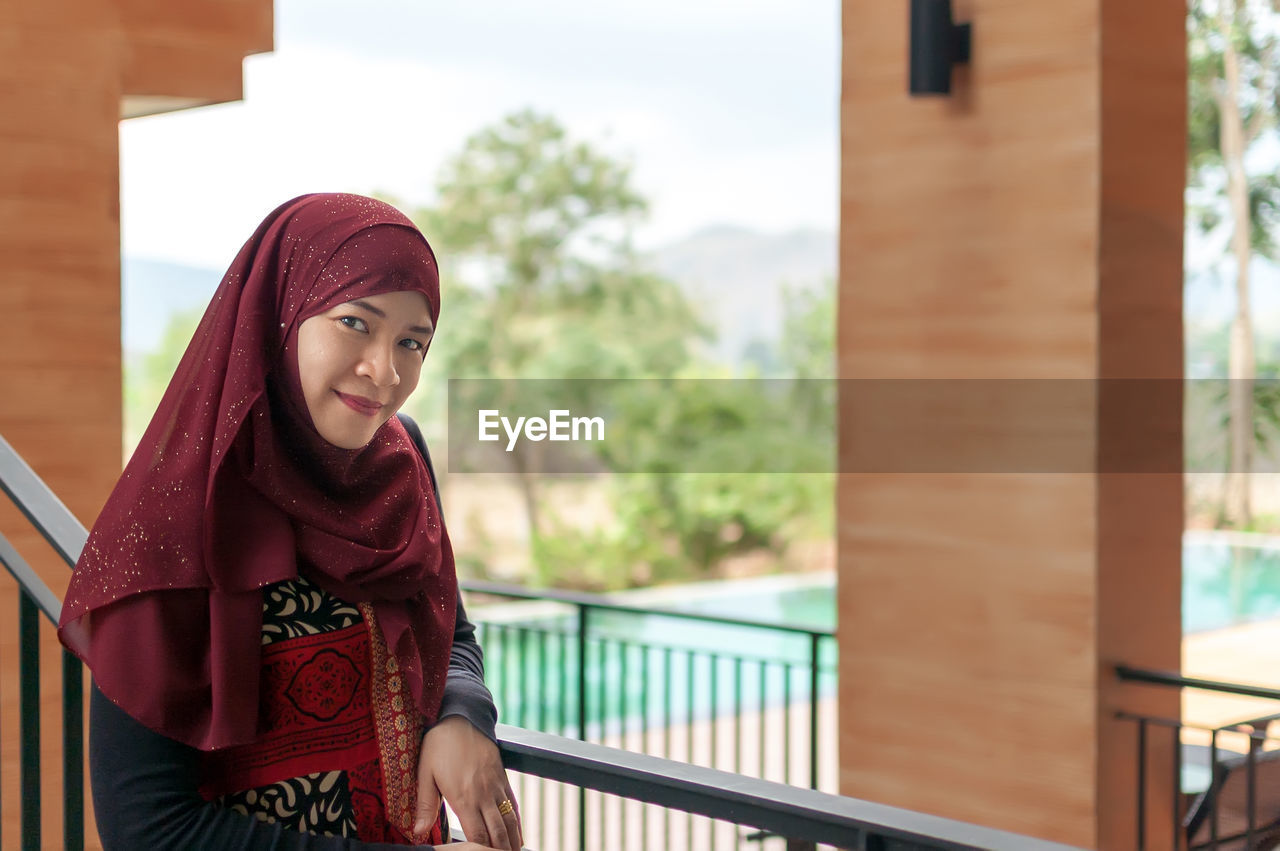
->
<box><xmin>1183</xmin><ymin>532</ymin><xmax>1280</xmax><ymax>633</ymax></box>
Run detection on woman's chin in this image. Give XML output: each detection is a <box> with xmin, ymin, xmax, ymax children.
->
<box><xmin>314</xmin><ymin>418</ymin><xmax>382</xmax><ymax>450</ymax></box>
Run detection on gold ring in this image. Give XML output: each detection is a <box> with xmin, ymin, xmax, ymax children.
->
<box><xmin>497</xmin><ymin>799</ymin><xmax>514</xmax><ymax>816</ymax></box>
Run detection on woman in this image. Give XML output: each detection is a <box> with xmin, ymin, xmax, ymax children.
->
<box><xmin>58</xmin><ymin>194</ymin><xmax>521</xmax><ymax>850</ymax></box>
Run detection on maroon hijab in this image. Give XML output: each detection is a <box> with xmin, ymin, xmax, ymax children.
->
<box><xmin>59</xmin><ymin>193</ymin><xmax>457</xmax><ymax>750</ymax></box>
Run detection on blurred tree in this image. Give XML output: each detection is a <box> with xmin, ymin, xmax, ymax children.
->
<box><xmin>1187</xmin><ymin>0</ymin><xmax>1280</xmax><ymax>527</ymax></box>
<box><xmin>397</xmin><ymin>110</ymin><xmax>705</xmax><ymax>547</ymax></box>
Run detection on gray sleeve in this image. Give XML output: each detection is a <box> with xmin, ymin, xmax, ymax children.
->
<box><xmin>436</xmin><ymin>594</ymin><xmax>499</xmax><ymax>742</ymax></box>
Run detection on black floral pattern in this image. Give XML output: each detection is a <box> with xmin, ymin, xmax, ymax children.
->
<box><xmin>221</xmin><ymin>770</ymin><xmax>357</xmax><ymax>837</ymax></box>
<box><xmin>261</xmin><ymin>577</ymin><xmax>360</xmax><ymax>645</ymax></box>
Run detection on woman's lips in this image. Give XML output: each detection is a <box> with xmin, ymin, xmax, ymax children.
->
<box><xmin>334</xmin><ymin>390</ymin><xmax>384</xmax><ymax>417</ymax></box>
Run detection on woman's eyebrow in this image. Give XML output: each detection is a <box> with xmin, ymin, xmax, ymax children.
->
<box><xmin>348</xmin><ymin>299</ymin><xmax>433</xmax><ymax>335</ymax></box>
<box><xmin>348</xmin><ymin>299</ymin><xmax>386</xmax><ymax>318</ymax></box>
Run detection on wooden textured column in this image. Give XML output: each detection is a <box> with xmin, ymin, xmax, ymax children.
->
<box><xmin>0</xmin><ymin>1</ymin><xmax>270</xmax><ymax>846</ymax></box>
<box><xmin>837</xmin><ymin>1</ymin><xmax>1184</xmax><ymax>849</ymax></box>
<box><xmin>0</xmin><ymin>2</ymin><xmax>123</xmax><ymax>845</ymax></box>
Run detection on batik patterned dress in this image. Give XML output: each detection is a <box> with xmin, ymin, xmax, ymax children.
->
<box><xmin>198</xmin><ymin>576</ymin><xmax>447</xmax><ymax>845</ymax></box>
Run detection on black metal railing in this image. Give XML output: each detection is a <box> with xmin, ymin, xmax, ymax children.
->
<box><xmin>0</xmin><ymin>430</ymin><xmax>1091</xmax><ymax>851</ymax></box>
<box><xmin>0</xmin><ymin>434</ymin><xmax>90</xmax><ymax>851</ymax></box>
<box><xmin>460</xmin><ymin>580</ymin><xmax>837</xmax><ymax>850</ymax></box>
<box><xmin>494</xmin><ymin>725</ymin><xmax>1085</xmax><ymax>851</ymax></box>
<box><xmin>1117</xmin><ymin>664</ymin><xmax>1280</xmax><ymax>851</ymax></box>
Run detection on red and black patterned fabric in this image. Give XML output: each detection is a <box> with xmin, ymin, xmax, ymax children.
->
<box><xmin>200</xmin><ymin>577</ymin><xmax>445</xmax><ymax>845</ymax></box>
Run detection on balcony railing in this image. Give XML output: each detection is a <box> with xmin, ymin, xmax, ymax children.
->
<box><xmin>462</xmin><ymin>579</ymin><xmax>836</xmax><ymax>849</ymax></box>
<box><xmin>0</xmin><ymin>430</ymin><xmax>1091</xmax><ymax>850</ymax></box>
<box><xmin>1117</xmin><ymin>665</ymin><xmax>1280</xmax><ymax>851</ymax></box>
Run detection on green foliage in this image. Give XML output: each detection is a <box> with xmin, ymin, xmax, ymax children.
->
<box><xmin>123</xmin><ymin>308</ymin><xmax>202</xmax><ymax>454</ymax></box>
<box><xmin>1186</xmin><ymin>0</ymin><xmax>1280</xmax><ymax>256</ymax></box>
<box><xmin>1186</xmin><ymin>371</ymin><xmax>1280</xmax><ymax>478</ymax></box>
<box><xmin>533</xmin><ymin>468</ymin><xmax>832</xmax><ymax>591</ymax></box>
<box><xmin>776</xmin><ymin>280</ymin><xmax>835</xmax><ymax>377</ymax></box>
<box><xmin>1185</xmin><ymin>0</ymin><xmax>1280</xmax><ymax>527</ymax></box>
<box><xmin>581</xmin><ymin>376</ymin><xmax>832</xmax><ymax>589</ymax></box>
<box><xmin>530</xmin><ymin>281</ymin><xmax>835</xmax><ymax>590</ymax></box>
<box><xmin>1188</xmin><ymin>0</ymin><xmax>1280</xmax><ymax>180</ymax></box>
<box><xmin>1187</xmin><ymin>0</ymin><xmax>1280</xmax><ymax>256</ymax></box>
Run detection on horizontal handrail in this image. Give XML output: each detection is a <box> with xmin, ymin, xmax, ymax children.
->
<box><xmin>1116</xmin><ymin>665</ymin><xmax>1280</xmax><ymax>702</ymax></box>
<box><xmin>462</xmin><ymin>578</ymin><xmax>836</xmax><ymax>637</ymax></box>
<box><xmin>0</xmin><ymin>529</ymin><xmax>64</xmax><ymax>624</ymax></box>
<box><xmin>0</xmin><ymin>434</ymin><xmax>87</xmax><ymax>568</ymax></box>
<box><xmin>495</xmin><ymin>725</ymin><xmax>1086</xmax><ymax>851</ymax></box>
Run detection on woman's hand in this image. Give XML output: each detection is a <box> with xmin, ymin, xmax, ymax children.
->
<box><xmin>413</xmin><ymin>715</ymin><xmax>523</xmax><ymax>850</ymax></box>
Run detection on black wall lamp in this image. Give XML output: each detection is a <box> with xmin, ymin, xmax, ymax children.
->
<box><xmin>909</xmin><ymin>0</ymin><xmax>971</xmax><ymax>96</ymax></box>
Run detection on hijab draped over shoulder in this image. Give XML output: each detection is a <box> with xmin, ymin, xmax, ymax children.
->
<box><xmin>59</xmin><ymin>193</ymin><xmax>457</xmax><ymax>751</ymax></box>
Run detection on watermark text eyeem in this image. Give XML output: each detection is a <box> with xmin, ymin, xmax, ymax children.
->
<box><xmin>477</xmin><ymin>409</ymin><xmax>606</xmax><ymax>452</ymax></box>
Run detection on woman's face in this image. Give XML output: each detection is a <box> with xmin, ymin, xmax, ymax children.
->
<box><xmin>296</xmin><ymin>290</ymin><xmax>434</xmax><ymax>449</ymax></box>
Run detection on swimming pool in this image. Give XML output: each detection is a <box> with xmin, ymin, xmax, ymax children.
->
<box><xmin>1182</xmin><ymin>531</ymin><xmax>1280</xmax><ymax>633</ymax></box>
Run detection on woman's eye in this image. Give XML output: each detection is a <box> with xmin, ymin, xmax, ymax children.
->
<box><xmin>400</xmin><ymin>338</ymin><xmax>426</xmax><ymax>352</ymax></box>
<box><xmin>338</xmin><ymin>316</ymin><xmax>368</xmax><ymax>332</ymax></box>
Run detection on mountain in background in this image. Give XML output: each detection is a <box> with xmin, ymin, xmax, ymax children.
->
<box><xmin>123</xmin><ymin>226</ymin><xmax>839</xmax><ymax>361</ymax></box>
<box><xmin>647</xmin><ymin>225</ymin><xmax>834</xmax><ymax>364</ymax></box>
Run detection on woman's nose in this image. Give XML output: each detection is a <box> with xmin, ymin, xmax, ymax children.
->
<box><xmin>356</xmin><ymin>342</ymin><xmax>399</xmax><ymax>386</ymax></box>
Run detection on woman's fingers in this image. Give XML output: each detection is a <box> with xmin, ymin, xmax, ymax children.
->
<box><xmin>499</xmin><ymin>782</ymin><xmax>523</xmax><ymax>849</ymax></box>
<box><xmin>481</xmin><ymin>798</ymin><xmax>514</xmax><ymax>851</ymax></box>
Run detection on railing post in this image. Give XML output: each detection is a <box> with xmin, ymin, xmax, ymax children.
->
<box><xmin>809</xmin><ymin>632</ymin><xmax>821</xmax><ymax>791</ymax></box>
<box><xmin>576</xmin><ymin>604</ymin><xmax>588</xmax><ymax>743</ymax></box>
<box><xmin>1247</xmin><ymin>731</ymin><xmax>1259</xmax><ymax>848</ymax></box>
<box><xmin>1172</xmin><ymin>725</ymin><xmax>1182</xmax><ymax>851</ymax></box>
<box><xmin>1136</xmin><ymin>718</ymin><xmax>1146</xmax><ymax>851</ymax></box>
<box><xmin>20</xmin><ymin>592</ymin><xmax>41</xmax><ymax>851</ymax></box>
<box><xmin>576</xmin><ymin>604</ymin><xmax>588</xmax><ymax>851</ymax></box>
<box><xmin>1209</xmin><ymin>730</ymin><xmax>1219</xmax><ymax>847</ymax></box>
<box><xmin>63</xmin><ymin>651</ymin><xmax>84</xmax><ymax>851</ymax></box>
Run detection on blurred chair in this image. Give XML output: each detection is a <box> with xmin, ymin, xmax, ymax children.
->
<box><xmin>1186</xmin><ymin>714</ymin><xmax>1280</xmax><ymax>850</ymax></box>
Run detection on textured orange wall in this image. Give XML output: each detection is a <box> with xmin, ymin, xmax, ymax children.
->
<box><xmin>0</xmin><ymin>0</ymin><xmax>269</xmax><ymax>846</ymax></box>
<box><xmin>837</xmin><ymin>1</ymin><xmax>1183</xmax><ymax>848</ymax></box>
<box><xmin>0</xmin><ymin>1</ymin><xmax>122</xmax><ymax>845</ymax></box>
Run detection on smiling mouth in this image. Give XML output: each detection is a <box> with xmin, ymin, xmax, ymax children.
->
<box><xmin>334</xmin><ymin>390</ymin><xmax>384</xmax><ymax>417</ymax></box>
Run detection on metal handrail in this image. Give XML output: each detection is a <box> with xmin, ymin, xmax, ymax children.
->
<box><xmin>1116</xmin><ymin>664</ymin><xmax>1280</xmax><ymax>701</ymax></box>
<box><xmin>462</xmin><ymin>578</ymin><xmax>836</xmax><ymax>638</ymax></box>
<box><xmin>496</xmin><ymin>725</ymin><xmax>1086</xmax><ymax>851</ymax></box>
<box><xmin>0</xmin><ymin>433</ymin><xmax>88</xmax><ymax>567</ymax></box>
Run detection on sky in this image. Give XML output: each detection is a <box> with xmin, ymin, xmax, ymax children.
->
<box><xmin>119</xmin><ymin>0</ymin><xmax>841</xmax><ymax>271</ymax></box>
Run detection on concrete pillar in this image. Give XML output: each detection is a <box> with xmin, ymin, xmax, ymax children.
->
<box><xmin>837</xmin><ymin>1</ymin><xmax>1184</xmax><ymax>847</ymax></box>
